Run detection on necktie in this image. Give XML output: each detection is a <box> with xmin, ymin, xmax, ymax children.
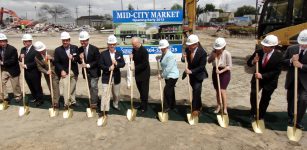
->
<box><xmin>190</xmin><ymin>51</ymin><xmax>194</xmax><ymax>62</ymax></box>
<box><xmin>299</xmin><ymin>49</ymin><xmax>304</xmax><ymax>62</ymax></box>
<box><xmin>262</xmin><ymin>53</ymin><xmax>269</xmax><ymax>68</ymax></box>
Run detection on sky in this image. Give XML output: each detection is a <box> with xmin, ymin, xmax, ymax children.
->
<box><xmin>0</xmin><ymin>0</ymin><xmax>256</xmax><ymax>20</ymax></box>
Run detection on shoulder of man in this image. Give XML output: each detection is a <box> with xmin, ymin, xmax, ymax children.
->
<box><xmin>287</xmin><ymin>44</ymin><xmax>300</xmax><ymax>51</ymax></box>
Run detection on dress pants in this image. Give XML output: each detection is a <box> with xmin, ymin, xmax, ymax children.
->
<box><xmin>136</xmin><ymin>79</ymin><xmax>149</xmax><ymax>110</ymax></box>
<box><xmin>189</xmin><ymin>77</ymin><xmax>203</xmax><ymax>111</ymax></box>
<box><xmin>1</xmin><ymin>70</ymin><xmax>22</xmax><ymax>100</ymax></box>
<box><xmin>25</xmin><ymin>69</ymin><xmax>43</xmax><ymax>102</ymax></box>
<box><xmin>163</xmin><ymin>78</ymin><xmax>178</xmax><ymax>109</ymax></box>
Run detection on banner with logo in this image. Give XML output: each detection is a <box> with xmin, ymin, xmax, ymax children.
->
<box><xmin>112</xmin><ymin>10</ymin><xmax>183</xmax><ymax>62</ymax></box>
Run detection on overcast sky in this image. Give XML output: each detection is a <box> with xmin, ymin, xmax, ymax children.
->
<box><xmin>0</xmin><ymin>0</ymin><xmax>255</xmax><ymax>20</ymax></box>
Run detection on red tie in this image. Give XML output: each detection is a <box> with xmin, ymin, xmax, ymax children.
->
<box><xmin>262</xmin><ymin>53</ymin><xmax>269</xmax><ymax>68</ymax></box>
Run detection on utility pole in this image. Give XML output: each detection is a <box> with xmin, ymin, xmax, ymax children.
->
<box><xmin>75</xmin><ymin>7</ymin><xmax>78</xmax><ymax>25</ymax></box>
<box><xmin>153</xmin><ymin>0</ymin><xmax>156</xmax><ymax>10</ymax></box>
<box><xmin>121</xmin><ymin>0</ymin><xmax>124</xmax><ymax>10</ymax></box>
<box><xmin>88</xmin><ymin>0</ymin><xmax>91</xmax><ymax>26</ymax></box>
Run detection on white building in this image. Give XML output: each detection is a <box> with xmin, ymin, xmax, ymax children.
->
<box><xmin>198</xmin><ymin>12</ymin><xmax>220</xmax><ymax>23</ymax></box>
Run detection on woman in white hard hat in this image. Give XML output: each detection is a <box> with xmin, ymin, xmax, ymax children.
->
<box><xmin>33</xmin><ymin>41</ymin><xmax>60</xmax><ymax>109</ymax></box>
<box><xmin>208</xmin><ymin>37</ymin><xmax>232</xmax><ymax>114</ymax></box>
<box><xmin>247</xmin><ymin>34</ymin><xmax>283</xmax><ymax>121</ymax></box>
<box><xmin>156</xmin><ymin>39</ymin><xmax>179</xmax><ymax>112</ymax></box>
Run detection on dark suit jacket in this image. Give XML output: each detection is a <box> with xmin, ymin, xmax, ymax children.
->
<box><xmin>181</xmin><ymin>46</ymin><xmax>208</xmax><ymax>81</ymax></box>
<box><xmin>247</xmin><ymin>49</ymin><xmax>283</xmax><ymax>90</ymax></box>
<box><xmin>99</xmin><ymin>49</ymin><xmax>125</xmax><ymax>84</ymax></box>
<box><xmin>0</xmin><ymin>44</ymin><xmax>20</xmax><ymax>77</ymax></box>
<box><xmin>78</xmin><ymin>44</ymin><xmax>101</xmax><ymax>78</ymax></box>
<box><xmin>54</xmin><ymin>44</ymin><xmax>81</xmax><ymax>77</ymax></box>
<box><xmin>283</xmin><ymin>44</ymin><xmax>307</xmax><ymax>90</ymax></box>
<box><xmin>19</xmin><ymin>45</ymin><xmax>40</xmax><ymax>73</ymax></box>
<box><xmin>132</xmin><ymin>45</ymin><xmax>150</xmax><ymax>82</ymax></box>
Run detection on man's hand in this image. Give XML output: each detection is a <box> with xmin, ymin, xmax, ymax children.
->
<box><xmin>0</xmin><ymin>60</ymin><xmax>3</xmax><ymax>65</ymax></box>
<box><xmin>130</xmin><ymin>64</ymin><xmax>135</xmax><ymax>71</ymax></box>
<box><xmin>216</xmin><ymin>69</ymin><xmax>222</xmax><ymax>74</ymax></box>
<box><xmin>61</xmin><ymin>70</ymin><xmax>67</xmax><ymax>78</ymax></box>
<box><xmin>129</xmin><ymin>54</ymin><xmax>133</xmax><ymax>60</ymax></box>
<box><xmin>47</xmin><ymin>70</ymin><xmax>52</xmax><ymax>75</ymax></box>
<box><xmin>68</xmin><ymin>54</ymin><xmax>73</xmax><ymax>60</ymax></box>
<box><xmin>80</xmin><ymin>53</ymin><xmax>84</xmax><ymax>59</ymax></box>
<box><xmin>255</xmin><ymin>73</ymin><xmax>262</xmax><ymax>79</ymax></box>
<box><xmin>109</xmin><ymin>64</ymin><xmax>115</xmax><ymax>71</ymax></box>
<box><xmin>156</xmin><ymin>55</ymin><xmax>162</xmax><ymax>61</ymax></box>
<box><xmin>292</xmin><ymin>54</ymin><xmax>299</xmax><ymax>62</ymax></box>
<box><xmin>185</xmin><ymin>68</ymin><xmax>192</xmax><ymax>74</ymax></box>
<box><xmin>112</xmin><ymin>59</ymin><xmax>117</xmax><ymax>66</ymax></box>
<box><xmin>46</xmin><ymin>55</ymin><xmax>53</xmax><ymax>60</ymax></box>
<box><xmin>20</xmin><ymin>54</ymin><xmax>25</xmax><ymax>59</ymax></box>
<box><xmin>81</xmin><ymin>63</ymin><xmax>87</xmax><ymax>68</ymax></box>
<box><xmin>252</xmin><ymin>54</ymin><xmax>259</xmax><ymax>64</ymax></box>
<box><xmin>293</xmin><ymin>60</ymin><xmax>303</xmax><ymax>68</ymax></box>
<box><xmin>158</xmin><ymin>74</ymin><xmax>162</xmax><ymax>80</ymax></box>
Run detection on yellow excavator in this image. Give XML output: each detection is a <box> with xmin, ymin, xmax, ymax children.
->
<box><xmin>256</xmin><ymin>0</ymin><xmax>307</xmax><ymax>49</ymax></box>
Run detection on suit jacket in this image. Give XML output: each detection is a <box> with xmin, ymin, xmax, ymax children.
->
<box><xmin>99</xmin><ymin>49</ymin><xmax>125</xmax><ymax>84</ymax></box>
<box><xmin>78</xmin><ymin>44</ymin><xmax>101</xmax><ymax>78</ymax></box>
<box><xmin>19</xmin><ymin>45</ymin><xmax>40</xmax><ymax>73</ymax></box>
<box><xmin>54</xmin><ymin>44</ymin><xmax>81</xmax><ymax>77</ymax></box>
<box><xmin>132</xmin><ymin>45</ymin><xmax>151</xmax><ymax>82</ymax></box>
<box><xmin>283</xmin><ymin>44</ymin><xmax>307</xmax><ymax>90</ymax></box>
<box><xmin>35</xmin><ymin>54</ymin><xmax>56</xmax><ymax>75</ymax></box>
<box><xmin>247</xmin><ymin>49</ymin><xmax>283</xmax><ymax>90</ymax></box>
<box><xmin>0</xmin><ymin>44</ymin><xmax>20</xmax><ymax>77</ymax></box>
<box><xmin>181</xmin><ymin>46</ymin><xmax>208</xmax><ymax>81</ymax></box>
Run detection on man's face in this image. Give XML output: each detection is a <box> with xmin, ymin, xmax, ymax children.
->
<box><xmin>300</xmin><ymin>44</ymin><xmax>307</xmax><ymax>49</ymax></box>
<box><xmin>80</xmin><ymin>39</ymin><xmax>89</xmax><ymax>48</ymax></box>
<box><xmin>262</xmin><ymin>45</ymin><xmax>274</xmax><ymax>53</ymax></box>
<box><xmin>23</xmin><ymin>40</ymin><xmax>32</xmax><ymax>47</ymax></box>
<box><xmin>188</xmin><ymin>43</ymin><xmax>198</xmax><ymax>51</ymax></box>
<box><xmin>108</xmin><ymin>43</ymin><xmax>116</xmax><ymax>52</ymax></box>
<box><xmin>0</xmin><ymin>40</ymin><xmax>8</xmax><ymax>48</ymax></box>
<box><xmin>62</xmin><ymin>39</ymin><xmax>70</xmax><ymax>48</ymax></box>
<box><xmin>132</xmin><ymin>41</ymin><xmax>140</xmax><ymax>50</ymax></box>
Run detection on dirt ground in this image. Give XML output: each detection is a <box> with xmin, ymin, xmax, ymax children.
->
<box><xmin>0</xmin><ymin>30</ymin><xmax>306</xmax><ymax>150</ymax></box>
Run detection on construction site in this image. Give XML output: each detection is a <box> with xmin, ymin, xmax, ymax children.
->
<box><xmin>0</xmin><ymin>0</ymin><xmax>307</xmax><ymax>150</ymax></box>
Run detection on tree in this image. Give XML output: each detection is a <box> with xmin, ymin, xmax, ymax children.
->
<box><xmin>204</xmin><ymin>3</ymin><xmax>215</xmax><ymax>12</ymax></box>
<box><xmin>39</xmin><ymin>4</ymin><xmax>70</xmax><ymax>23</ymax></box>
<box><xmin>196</xmin><ymin>5</ymin><xmax>205</xmax><ymax>22</ymax></box>
<box><xmin>171</xmin><ymin>3</ymin><xmax>183</xmax><ymax>10</ymax></box>
<box><xmin>128</xmin><ymin>4</ymin><xmax>135</xmax><ymax>10</ymax></box>
<box><xmin>235</xmin><ymin>5</ymin><xmax>257</xmax><ymax>17</ymax></box>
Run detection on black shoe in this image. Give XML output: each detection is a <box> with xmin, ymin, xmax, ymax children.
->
<box><xmin>140</xmin><ymin>108</ymin><xmax>147</xmax><ymax>114</ymax></box>
<box><xmin>163</xmin><ymin>108</ymin><xmax>170</xmax><ymax>113</ymax></box>
<box><xmin>134</xmin><ymin>105</ymin><xmax>141</xmax><ymax>110</ymax></box>
<box><xmin>249</xmin><ymin>115</ymin><xmax>256</xmax><ymax>122</ymax></box>
<box><xmin>35</xmin><ymin>101</ymin><xmax>44</xmax><ymax>107</ymax></box>
<box><xmin>71</xmin><ymin>102</ymin><xmax>81</xmax><ymax>107</ymax></box>
<box><xmin>30</xmin><ymin>99</ymin><xmax>37</xmax><ymax>103</ymax></box>
<box><xmin>296</xmin><ymin>124</ymin><xmax>304</xmax><ymax>130</ymax></box>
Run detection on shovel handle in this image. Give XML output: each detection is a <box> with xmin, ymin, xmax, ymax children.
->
<box><xmin>130</xmin><ymin>61</ymin><xmax>134</xmax><ymax>109</ymax></box>
<box><xmin>48</xmin><ymin>60</ymin><xmax>54</xmax><ymax>107</ymax></box>
<box><xmin>103</xmin><ymin>69</ymin><xmax>113</xmax><ymax>117</ymax></box>
<box><xmin>184</xmin><ymin>56</ymin><xmax>193</xmax><ymax>112</ymax></box>
<box><xmin>215</xmin><ymin>58</ymin><xmax>223</xmax><ymax>116</ymax></box>
<box><xmin>67</xmin><ymin>59</ymin><xmax>71</xmax><ymax>102</ymax></box>
<box><xmin>157</xmin><ymin>61</ymin><xmax>163</xmax><ymax>112</ymax></box>
<box><xmin>255</xmin><ymin>54</ymin><xmax>260</xmax><ymax>122</ymax></box>
<box><xmin>22</xmin><ymin>58</ymin><xmax>26</xmax><ymax>107</ymax></box>
<box><xmin>294</xmin><ymin>66</ymin><xmax>298</xmax><ymax>128</ymax></box>
<box><xmin>82</xmin><ymin>59</ymin><xmax>92</xmax><ymax>106</ymax></box>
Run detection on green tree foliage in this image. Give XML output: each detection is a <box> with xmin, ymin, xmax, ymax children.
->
<box><xmin>171</xmin><ymin>3</ymin><xmax>183</xmax><ymax>10</ymax></box>
<box><xmin>234</xmin><ymin>5</ymin><xmax>257</xmax><ymax>17</ymax></box>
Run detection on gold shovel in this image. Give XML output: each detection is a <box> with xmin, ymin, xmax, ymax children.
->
<box><xmin>19</xmin><ymin>58</ymin><xmax>30</xmax><ymax>117</ymax></box>
<box><xmin>83</xmin><ymin>59</ymin><xmax>95</xmax><ymax>118</ymax></box>
<box><xmin>185</xmin><ymin>56</ymin><xmax>198</xmax><ymax>125</ymax></box>
<box><xmin>287</xmin><ymin>66</ymin><xmax>302</xmax><ymax>142</ymax></box>
<box><xmin>127</xmin><ymin>60</ymin><xmax>137</xmax><ymax>121</ymax></box>
<box><xmin>0</xmin><ymin>66</ymin><xmax>9</xmax><ymax>110</ymax></box>
<box><xmin>48</xmin><ymin>59</ymin><xmax>58</xmax><ymax>117</ymax></box>
<box><xmin>157</xmin><ymin>61</ymin><xmax>168</xmax><ymax>122</ymax></box>
<box><xmin>63</xmin><ymin>59</ymin><xmax>73</xmax><ymax>119</ymax></box>
<box><xmin>251</xmin><ymin>58</ymin><xmax>265</xmax><ymax>133</ymax></box>
<box><xmin>97</xmin><ymin>70</ymin><xmax>113</xmax><ymax>127</ymax></box>
<box><xmin>215</xmin><ymin>58</ymin><xmax>229</xmax><ymax>128</ymax></box>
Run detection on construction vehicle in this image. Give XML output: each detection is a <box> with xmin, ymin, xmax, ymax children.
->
<box><xmin>0</xmin><ymin>7</ymin><xmax>33</xmax><ymax>28</ymax></box>
<box><xmin>257</xmin><ymin>0</ymin><xmax>307</xmax><ymax>50</ymax></box>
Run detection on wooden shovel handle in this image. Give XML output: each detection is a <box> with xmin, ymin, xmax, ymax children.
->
<box><xmin>48</xmin><ymin>60</ymin><xmax>54</xmax><ymax>107</ymax></box>
<box><xmin>294</xmin><ymin>66</ymin><xmax>298</xmax><ymax>128</ymax></box>
<box><xmin>184</xmin><ymin>56</ymin><xmax>193</xmax><ymax>112</ymax></box>
<box><xmin>255</xmin><ymin>53</ymin><xmax>260</xmax><ymax>121</ymax></box>
<box><xmin>82</xmin><ymin>59</ymin><xmax>91</xmax><ymax>106</ymax></box>
<box><xmin>22</xmin><ymin>58</ymin><xmax>26</xmax><ymax>107</ymax></box>
<box><xmin>215</xmin><ymin>58</ymin><xmax>223</xmax><ymax>116</ymax></box>
<box><xmin>157</xmin><ymin>61</ymin><xmax>163</xmax><ymax>112</ymax></box>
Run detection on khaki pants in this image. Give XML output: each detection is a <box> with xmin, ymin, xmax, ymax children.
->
<box><xmin>61</xmin><ymin>72</ymin><xmax>77</xmax><ymax>106</ymax></box>
<box><xmin>101</xmin><ymin>79</ymin><xmax>120</xmax><ymax>111</ymax></box>
<box><xmin>1</xmin><ymin>71</ymin><xmax>22</xmax><ymax>100</ymax></box>
<box><xmin>44</xmin><ymin>73</ymin><xmax>60</xmax><ymax>104</ymax></box>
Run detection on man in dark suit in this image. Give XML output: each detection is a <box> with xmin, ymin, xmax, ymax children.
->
<box><xmin>0</xmin><ymin>33</ymin><xmax>22</xmax><ymax>103</ymax></box>
<box><xmin>19</xmin><ymin>34</ymin><xmax>44</xmax><ymax>107</ymax></box>
<box><xmin>181</xmin><ymin>34</ymin><xmax>208</xmax><ymax>116</ymax></box>
<box><xmin>54</xmin><ymin>32</ymin><xmax>81</xmax><ymax>109</ymax></box>
<box><xmin>130</xmin><ymin>37</ymin><xmax>150</xmax><ymax>113</ymax></box>
<box><xmin>283</xmin><ymin>29</ymin><xmax>307</xmax><ymax>129</ymax></box>
<box><xmin>99</xmin><ymin>35</ymin><xmax>125</xmax><ymax>117</ymax></box>
<box><xmin>78</xmin><ymin>31</ymin><xmax>101</xmax><ymax>110</ymax></box>
<box><xmin>247</xmin><ymin>35</ymin><xmax>283</xmax><ymax>120</ymax></box>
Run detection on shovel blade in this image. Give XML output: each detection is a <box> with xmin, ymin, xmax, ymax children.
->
<box><xmin>0</xmin><ymin>101</ymin><xmax>9</xmax><ymax>110</ymax></box>
<box><xmin>97</xmin><ymin>116</ymin><xmax>107</xmax><ymax>127</ymax></box>
<box><xmin>86</xmin><ymin>108</ymin><xmax>95</xmax><ymax>118</ymax></box>
<box><xmin>49</xmin><ymin>108</ymin><xmax>59</xmax><ymax>117</ymax></box>
<box><xmin>126</xmin><ymin>108</ymin><xmax>137</xmax><ymax>121</ymax></box>
<box><xmin>187</xmin><ymin>113</ymin><xmax>198</xmax><ymax>125</ymax></box>
<box><xmin>158</xmin><ymin>112</ymin><xmax>168</xmax><ymax>123</ymax></box>
<box><xmin>287</xmin><ymin>126</ymin><xmax>303</xmax><ymax>142</ymax></box>
<box><xmin>217</xmin><ymin>114</ymin><xmax>229</xmax><ymax>128</ymax></box>
<box><xmin>251</xmin><ymin>119</ymin><xmax>265</xmax><ymax>133</ymax></box>
<box><xmin>63</xmin><ymin>109</ymin><xmax>73</xmax><ymax>119</ymax></box>
<box><xmin>18</xmin><ymin>106</ymin><xmax>30</xmax><ymax>117</ymax></box>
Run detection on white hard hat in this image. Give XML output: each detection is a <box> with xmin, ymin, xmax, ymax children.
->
<box><xmin>60</xmin><ymin>31</ymin><xmax>70</xmax><ymax>40</ymax></box>
<box><xmin>213</xmin><ymin>37</ymin><xmax>226</xmax><ymax>49</ymax></box>
<box><xmin>261</xmin><ymin>35</ymin><xmax>278</xmax><ymax>47</ymax></box>
<box><xmin>158</xmin><ymin>39</ymin><xmax>169</xmax><ymax>49</ymax></box>
<box><xmin>21</xmin><ymin>34</ymin><xmax>33</xmax><ymax>41</ymax></box>
<box><xmin>79</xmin><ymin>31</ymin><xmax>90</xmax><ymax>40</ymax></box>
<box><xmin>33</xmin><ymin>41</ymin><xmax>46</xmax><ymax>52</ymax></box>
<box><xmin>297</xmin><ymin>29</ymin><xmax>307</xmax><ymax>45</ymax></box>
<box><xmin>186</xmin><ymin>34</ymin><xmax>199</xmax><ymax>45</ymax></box>
<box><xmin>107</xmin><ymin>35</ymin><xmax>117</xmax><ymax>44</ymax></box>
<box><xmin>0</xmin><ymin>33</ymin><xmax>7</xmax><ymax>40</ymax></box>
